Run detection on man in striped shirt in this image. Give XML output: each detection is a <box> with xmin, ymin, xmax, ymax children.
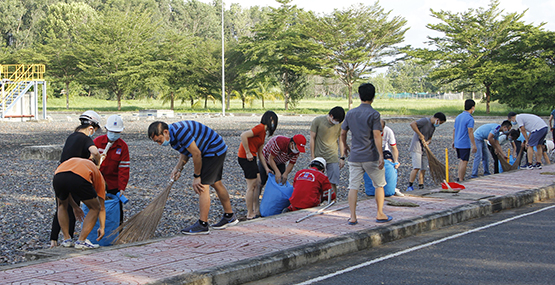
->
<box><xmin>258</xmin><ymin>134</ymin><xmax>307</xmax><ymax>186</ymax></box>
<box><xmin>148</xmin><ymin>121</ymin><xmax>238</xmax><ymax>235</ymax></box>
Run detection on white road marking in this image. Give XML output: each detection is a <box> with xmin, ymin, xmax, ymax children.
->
<box><xmin>296</xmin><ymin>205</ymin><xmax>555</xmax><ymax>285</ymax></box>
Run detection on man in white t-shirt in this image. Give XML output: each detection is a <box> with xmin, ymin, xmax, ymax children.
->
<box><xmin>508</xmin><ymin>112</ymin><xmax>548</xmax><ymax>169</ymax></box>
<box><xmin>381</xmin><ymin>120</ymin><xmax>399</xmax><ymax>167</ymax></box>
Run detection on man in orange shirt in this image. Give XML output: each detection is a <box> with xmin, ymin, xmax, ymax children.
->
<box><xmin>53</xmin><ymin>158</ymin><xmax>106</xmax><ymax>249</ymax></box>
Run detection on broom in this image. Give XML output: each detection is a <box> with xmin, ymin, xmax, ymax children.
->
<box><xmin>112</xmin><ymin>180</ymin><xmax>174</xmax><ymax>244</ymax></box>
<box><xmin>423</xmin><ymin>143</ymin><xmax>446</xmax><ymax>184</ymax></box>
<box><xmin>499</xmin><ymin>147</ymin><xmax>524</xmax><ymax>172</ymax></box>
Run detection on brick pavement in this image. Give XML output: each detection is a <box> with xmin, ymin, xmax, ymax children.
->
<box><xmin>2</xmin><ymin>164</ymin><xmax>555</xmax><ymax>285</ymax></box>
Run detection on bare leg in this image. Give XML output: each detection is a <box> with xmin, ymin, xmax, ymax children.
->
<box><xmin>458</xmin><ymin>160</ymin><xmax>468</xmax><ymax>181</ymax></box>
<box><xmin>528</xmin><ymin>146</ymin><xmax>535</xmax><ymax>165</ymax></box>
<box><xmin>409</xmin><ymin>168</ymin><xmax>419</xmax><ymax>183</ymax></box>
<box><xmin>419</xmin><ymin>170</ymin><xmax>426</xmax><ymax>185</ymax></box>
<box><xmin>198</xmin><ymin>184</ymin><xmax>211</xmax><ymax>221</ymax></box>
<box><xmin>212</xmin><ymin>180</ymin><xmax>233</xmax><ymax>214</ymax></box>
<box><xmin>374</xmin><ymin>186</ymin><xmax>387</xmax><ymax>220</ymax></box>
<box><xmin>348</xmin><ymin>188</ymin><xmax>358</xmax><ymax>223</ymax></box>
<box><xmin>536</xmin><ymin>146</ymin><xmax>544</xmax><ymax>165</ymax></box>
<box><xmin>79</xmin><ymin>198</ymin><xmax>100</xmax><ymax>241</ymax></box>
<box><xmin>57</xmin><ymin>198</ymin><xmax>71</xmax><ymax>241</ymax></box>
<box><xmin>245</xmin><ymin>178</ymin><xmax>258</xmax><ymax>219</ymax></box>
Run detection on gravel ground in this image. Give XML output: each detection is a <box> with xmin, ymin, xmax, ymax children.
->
<box><xmin>0</xmin><ymin>112</ymin><xmax>526</xmax><ymax>265</ymax></box>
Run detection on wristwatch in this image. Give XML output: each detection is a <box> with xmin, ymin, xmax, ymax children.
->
<box><xmin>193</xmin><ymin>173</ymin><xmax>201</xmax><ymax>178</ymax></box>
<box><xmin>340</xmin><ymin>157</ymin><xmax>346</xmax><ymax>160</ymax></box>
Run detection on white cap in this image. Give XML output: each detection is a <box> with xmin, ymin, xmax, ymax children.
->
<box><xmin>79</xmin><ymin>110</ymin><xmax>101</xmax><ymax>128</ymax></box>
<box><xmin>310</xmin><ymin>157</ymin><xmax>327</xmax><ymax>169</ymax></box>
<box><xmin>105</xmin><ymin>115</ymin><xmax>124</xmax><ymax>132</ymax></box>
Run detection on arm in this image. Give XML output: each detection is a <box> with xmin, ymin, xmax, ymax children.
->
<box><xmin>340</xmin><ymin>129</ymin><xmax>349</xmax><ymax>158</ymax></box>
<box><xmin>488</xmin><ymin>133</ymin><xmax>507</xmax><ymax>160</ymax></box>
<box><xmin>452</xmin><ymin>128</ymin><xmax>456</xmax><ymax>149</ymax></box>
<box><xmin>89</xmin><ymin>145</ymin><xmax>101</xmax><ymax>166</ymax></box>
<box><xmin>171</xmin><ymin>154</ymin><xmax>189</xmax><ymax>181</ymax></box>
<box><xmin>390</xmin><ymin>145</ymin><xmax>399</xmax><ymax>168</ymax></box>
<box><xmin>468</xmin><ymin>128</ymin><xmax>477</xmax><ymax>153</ymax></box>
<box><xmin>310</xmin><ymin>131</ymin><xmax>317</xmax><ymax>160</ymax></box>
<box><xmin>410</xmin><ymin>121</ymin><xmax>426</xmax><ymax>143</ymax></box>
<box><xmin>186</xmin><ymin>141</ymin><xmax>204</xmax><ymax>194</ymax></box>
<box><xmin>373</xmin><ymin>129</ymin><xmax>384</xmax><ymax>169</ymax></box>
<box><xmin>268</xmin><ymin>154</ymin><xmax>281</xmax><ymax>183</ymax></box>
<box><xmin>281</xmin><ymin>162</ymin><xmax>295</xmax><ymax>185</ymax></box>
<box><xmin>258</xmin><ymin>146</ymin><xmax>270</xmax><ymax>174</ymax></box>
<box><xmin>69</xmin><ymin>193</ymin><xmax>84</xmax><ymax>222</ymax></box>
<box><xmin>96</xmin><ymin>197</ymin><xmax>106</xmax><ymax>241</ymax></box>
<box><xmin>240</xmin><ymin>129</ymin><xmax>255</xmax><ymax>161</ymax></box>
<box><xmin>550</xmin><ymin>115</ymin><xmax>554</xmax><ymax>130</ymax></box>
<box><xmin>338</xmin><ymin>134</ymin><xmax>345</xmax><ymax>169</ymax></box>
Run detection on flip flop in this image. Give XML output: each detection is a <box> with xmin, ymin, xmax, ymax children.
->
<box><xmin>348</xmin><ymin>218</ymin><xmax>358</xmax><ymax>225</ymax></box>
<box><xmin>376</xmin><ymin>215</ymin><xmax>393</xmax><ymax>223</ymax></box>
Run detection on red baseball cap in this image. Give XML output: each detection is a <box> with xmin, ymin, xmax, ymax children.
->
<box><xmin>292</xmin><ymin>134</ymin><xmax>306</xmax><ymax>153</ymax></box>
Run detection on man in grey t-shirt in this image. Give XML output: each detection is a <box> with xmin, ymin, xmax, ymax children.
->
<box><xmin>341</xmin><ymin>83</ymin><xmax>391</xmax><ymax>224</ymax></box>
<box><xmin>406</xmin><ymin>113</ymin><xmax>446</xmax><ymax>191</ymax></box>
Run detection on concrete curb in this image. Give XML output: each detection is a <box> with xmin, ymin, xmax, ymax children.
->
<box><xmin>150</xmin><ymin>183</ymin><xmax>555</xmax><ymax>285</ymax></box>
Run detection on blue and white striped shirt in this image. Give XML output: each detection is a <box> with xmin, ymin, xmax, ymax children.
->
<box><xmin>169</xmin><ymin>121</ymin><xmax>227</xmax><ymax>157</ymax></box>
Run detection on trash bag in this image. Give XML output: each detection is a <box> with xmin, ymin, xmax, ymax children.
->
<box><xmin>364</xmin><ymin>160</ymin><xmax>397</xmax><ymax>197</ymax></box>
<box><xmin>260</xmin><ymin>173</ymin><xmax>294</xmax><ymax>217</ymax></box>
<box><xmin>82</xmin><ymin>193</ymin><xmax>121</xmax><ymax>246</ymax></box>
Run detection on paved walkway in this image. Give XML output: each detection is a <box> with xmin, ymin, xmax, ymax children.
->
<box><xmin>2</xmin><ymin>165</ymin><xmax>555</xmax><ymax>285</ymax></box>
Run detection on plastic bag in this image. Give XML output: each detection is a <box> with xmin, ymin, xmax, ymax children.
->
<box><xmin>364</xmin><ymin>160</ymin><xmax>397</xmax><ymax>197</ymax></box>
<box><xmin>260</xmin><ymin>173</ymin><xmax>293</xmax><ymax>217</ymax></box>
<box><xmin>81</xmin><ymin>193</ymin><xmax>121</xmax><ymax>246</ymax></box>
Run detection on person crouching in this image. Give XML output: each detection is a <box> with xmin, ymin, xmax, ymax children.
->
<box><xmin>284</xmin><ymin>157</ymin><xmax>332</xmax><ymax>212</ymax></box>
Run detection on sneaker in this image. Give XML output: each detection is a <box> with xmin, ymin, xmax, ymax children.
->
<box><xmin>394</xmin><ymin>188</ymin><xmax>405</xmax><ymax>197</ymax></box>
<box><xmin>418</xmin><ymin>184</ymin><xmax>424</xmax><ymax>189</ymax></box>
<box><xmin>60</xmin><ymin>238</ymin><xmax>73</xmax><ymax>248</ymax></box>
<box><xmin>406</xmin><ymin>186</ymin><xmax>414</xmax><ymax>192</ymax></box>
<box><xmin>181</xmin><ymin>220</ymin><xmax>210</xmax><ymax>235</ymax></box>
<box><xmin>74</xmin><ymin>239</ymin><xmax>100</xmax><ymax>250</ymax></box>
<box><xmin>535</xmin><ymin>163</ymin><xmax>542</xmax><ymax>169</ymax></box>
<box><xmin>527</xmin><ymin>164</ymin><xmax>534</xmax><ymax>170</ymax></box>
<box><xmin>211</xmin><ymin>214</ymin><xmax>239</xmax><ymax>230</ymax></box>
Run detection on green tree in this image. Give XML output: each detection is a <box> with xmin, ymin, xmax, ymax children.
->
<box><xmin>308</xmin><ymin>3</ymin><xmax>407</xmax><ymax>109</ymax></box>
<box><xmin>245</xmin><ymin>0</ymin><xmax>327</xmax><ymax>110</ymax></box>
<box><xmin>410</xmin><ymin>0</ymin><xmax>532</xmax><ymax>113</ymax></box>
<box><xmin>75</xmin><ymin>8</ymin><xmax>160</xmax><ymax>110</ymax></box>
<box><xmin>491</xmin><ymin>28</ymin><xmax>555</xmax><ymax>111</ymax></box>
<box><xmin>36</xmin><ymin>2</ymin><xmax>97</xmax><ymax>109</ymax></box>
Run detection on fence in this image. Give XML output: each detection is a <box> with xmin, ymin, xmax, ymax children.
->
<box><xmin>376</xmin><ymin>92</ymin><xmax>464</xmax><ymax>100</ymax></box>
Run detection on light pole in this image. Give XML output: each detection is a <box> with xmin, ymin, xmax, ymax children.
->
<box><xmin>221</xmin><ymin>0</ymin><xmax>226</xmax><ymax>116</ymax></box>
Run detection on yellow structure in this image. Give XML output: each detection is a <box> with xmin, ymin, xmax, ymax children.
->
<box><xmin>0</xmin><ymin>64</ymin><xmax>47</xmax><ymax>120</ymax></box>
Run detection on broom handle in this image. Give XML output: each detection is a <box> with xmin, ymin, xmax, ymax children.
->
<box><xmin>507</xmin><ymin>148</ymin><xmax>510</xmax><ymax>163</ymax></box>
<box><xmin>445</xmin><ymin>148</ymin><xmax>449</xmax><ymax>182</ymax></box>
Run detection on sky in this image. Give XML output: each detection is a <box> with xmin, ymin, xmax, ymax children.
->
<box><xmin>213</xmin><ymin>0</ymin><xmax>555</xmax><ymax>49</ymax></box>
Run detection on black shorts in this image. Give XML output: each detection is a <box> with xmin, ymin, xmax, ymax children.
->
<box><xmin>258</xmin><ymin>160</ymin><xmax>286</xmax><ymax>186</ymax></box>
<box><xmin>200</xmin><ymin>152</ymin><xmax>226</xmax><ymax>185</ymax></box>
<box><xmin>456</xmin><ymin>148</ymin><xmax>471</xmax><ymax>161</ymax></box>
<box><xmin>53</xmin><ymin>171</ymin><xmax>97</xmax><ymax>201</ymax></box>
<box><xmin>238</xmin><ymin>156</ymin><xmax>259</xmax><ymax>179</ymax></box>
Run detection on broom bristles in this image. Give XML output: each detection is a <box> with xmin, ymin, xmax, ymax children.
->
<box><xmin>499</xmin><ymin>147</ymin><xmax>524</xmax><ymax>172</ymax></box>
<box><xmin>111</xmin><ymin>181</ymin><xmax>173</xmax><ymax>244</ymax></box>
<box><xmin>424</xmin><ymin>144</ymin><xmax>446</xmax><ymax>184</ymax></box>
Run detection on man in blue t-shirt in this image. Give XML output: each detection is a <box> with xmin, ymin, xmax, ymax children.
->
<box><xmin>341</xmin><ymin>83</ymin><xmax>392</xmax><ymax>225</ymax></box>
<box><xmin>453</xmin><ymin>99</ymin><xmax>477</xmax><ymax>181</ymax></box>
<box><xmin>148</xmin><ymin>121</ymin><xmax>238</xmax><ymax>235</ymax></box>
<box><xmin>471</xmin><ymin>120</ymin><xmax>512</xmax><ymax>178</ymax></box>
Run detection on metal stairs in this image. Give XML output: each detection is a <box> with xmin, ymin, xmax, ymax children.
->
<box><xmin>1</xmin><ymin>64</ymin><xmax>45</xmax><ymax>119</ymax></box>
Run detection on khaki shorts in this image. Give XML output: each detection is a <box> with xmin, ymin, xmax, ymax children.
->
<box><xmin>411</xmin><ymin>151</ymin><xmax>428</xmax><ymax>170</ymax></box>
<box><xmin>348</xmin><ymin>161</ymin><xmax>386</xmax><ymax>190</ymax></box>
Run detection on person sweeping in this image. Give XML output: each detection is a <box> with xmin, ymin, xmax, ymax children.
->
<box><xmin>148</xmin><ymin>121</ymin><xmax>238</xmax><ymax>235</ymax></box>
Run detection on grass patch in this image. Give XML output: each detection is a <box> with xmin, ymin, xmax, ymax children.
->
<box><xmin>43</xmin><ymin>96</ymin><xmax>547</xmax><ymax>117</ymax></box>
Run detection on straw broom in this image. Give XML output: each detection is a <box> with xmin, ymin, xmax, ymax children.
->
<box><xmin>112</xmin><ymin>180</ymin><xmax>174</xmax><ymax>244</ymax></box>
<box><xmin>423</xmin><ymin>143</ymin><xmax>446</xmax><ymax>184</ymax></box>
<box><xmin>499</xmin><ymin>147</ymin><xmax>524</xmax><ymax>172</ymax></box>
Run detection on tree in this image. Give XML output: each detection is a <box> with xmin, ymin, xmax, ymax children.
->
<box><xmin>245</xmin><ymin>0</ymin><xmax>328</xmax><ymax>110</ymax></box>
<box><xmin>75</xmin><ymin>8</ymin><xmax>160</xmax><ymax>110</ymax></box>
<box><xmin>308</xmin><ymin>3</ymin><xmax>407</xmax><ymax>109</ymax></box>
<box><xmin>410</xmin><ymin>0</ymin><xmax>532</xmax><ymax>113</ymax></box>
<box><xmin>491</xmin><ymin>28</ymin><xmax>555</xmax><ymax>111</ymax></box>
<box><xmin>37</xmin><ymin>2</ymin><xmax>97</xmax><ymax>109</ymax></box>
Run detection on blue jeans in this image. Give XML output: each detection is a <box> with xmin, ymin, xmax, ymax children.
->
<box><xmin>471</xmin><ymin>139</ymin><xmax>490</xmax><ymax>177</ymax></box>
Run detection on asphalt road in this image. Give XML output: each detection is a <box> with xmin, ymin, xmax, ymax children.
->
<box><xmin>247</xmin><ymin>199</ymin><xmax>555</xmax><ymax>285</ymax></box>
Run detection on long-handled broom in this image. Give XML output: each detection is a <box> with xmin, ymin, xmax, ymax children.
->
<box><xmin>423</xmin><ymin>143</ymin><xmax>446</xmax><ymax>184</ymax></box>
<box><xmin>112</xmin><ymin>180</ymin><xmax>174</xmax><ymax>244</ymax></box>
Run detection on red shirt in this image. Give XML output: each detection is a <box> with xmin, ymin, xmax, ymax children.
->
<box><xmin>94</xmin><ymin>135</ymin><xmax>130</xmax><ymax>192</ymax></box>
<box><xmin>262</xmin><ymin>136</ymin><xmax>299</xmax><ymax>165</ymax></box>
<box><xmin>238</xmin><ymin>123</ymin><xmax>266</xmax><ymax>158</ymax></box>
<box><xmin>289</xmin><ymin>167</ymin><xmax>332</xmax><ymax>210</ymax></box>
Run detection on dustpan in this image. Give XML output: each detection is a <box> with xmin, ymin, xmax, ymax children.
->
<box><xmin>441</xmin><ymin>181</ymin><xmax>465</xmax><ymax>191</ymax></box>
